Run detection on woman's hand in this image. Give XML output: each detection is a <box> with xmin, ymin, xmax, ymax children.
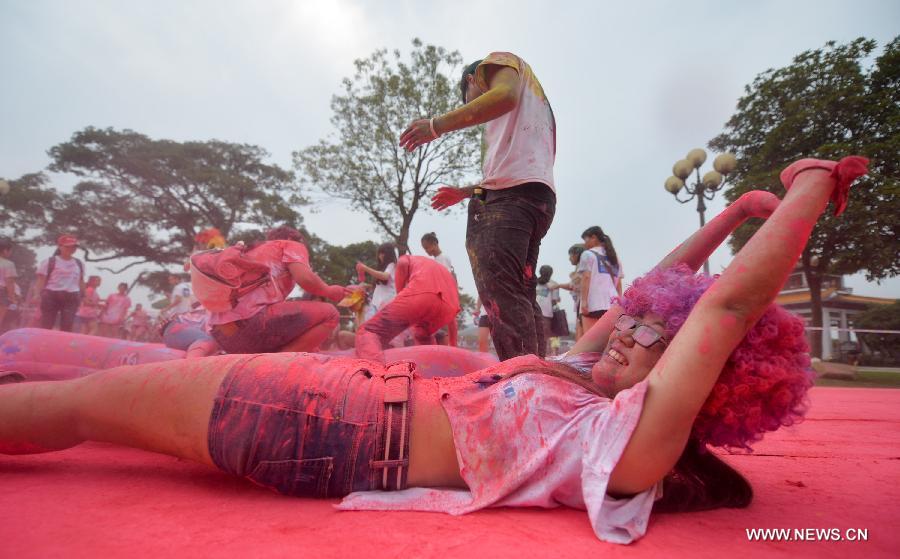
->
<box><xmin>432</xmin><ymin>186</ymin><xmax>468</xmax><ymax>211</ymax></box>
<box><xmin>738</xmin><ymin>190</ymin><xmax>780</xmax><ymax>220</ymax></box>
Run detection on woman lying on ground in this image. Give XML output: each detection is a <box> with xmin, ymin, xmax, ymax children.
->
<box><xmin>0</xmin><ymin>158</ymin><xmax>867</xmax><ymax>544</ymax></box>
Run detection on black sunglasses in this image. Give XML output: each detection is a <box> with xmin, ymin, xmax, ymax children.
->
<box><xmin>614</xmin><ymin>314</ymin><xmax>668</xmax><ymax>349</ymax></box>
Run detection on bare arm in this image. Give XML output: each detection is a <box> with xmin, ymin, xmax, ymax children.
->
<box><xmin>609</xmin><ymin>169</ymin><xmax>854</xmax><ymax>494</ymax></box>
<box><xmin>356</xmin><ymin>262</ymin><xmax>390</xmax><ymax>283</ymax></box>
<box><xmin>433</xmin><ymin>66</ymin><xmax>520</xmax><ymax>135</ymax></box>
<box><xmin>288</xmin><ymin>262</ymin><xmax>347</xmax><ymax>302</ymax></box>
<box><xmin>400</xmin><ymin>65</ymin><xmax>520</xmax><ymax>151</ymax></box>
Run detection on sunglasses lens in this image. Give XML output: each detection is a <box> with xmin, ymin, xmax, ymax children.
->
<box><xmin>616</xmin><ymin>315</ymin><xmax>636</xmax><ymax>331</ymax></box>
<box><xmin>633</xmin><ymin>326</ymin><xmax>659</xmax><ymax>347</ymax></box>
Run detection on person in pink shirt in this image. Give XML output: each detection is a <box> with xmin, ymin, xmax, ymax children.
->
<box><xmin>74</xmin><ymin>275</ymin><xmax>102</xmax><ymax>335</ymax></box>
<box><xmin>0</xmin><ymin>158</ymin><xmax>867</xmax><ymax>543</ymax></box>
<box><xmin>126</xmin><ymin>304</ymin><xmax>151</xmax><ymax>342</ymax></box>
<box><xmin>98</xmin><ymin>283</ymin><xmax>132</xmax><ymax>338</ymax></box>
<box><xmin>207</xmin><ymin>226</ymin><xmax>348</xmax><ymax>354</ymax></box>
<box><xmin>355</xmin><ymin>255</ymin><xmax>460</xmax><ymax>362</ymax></box>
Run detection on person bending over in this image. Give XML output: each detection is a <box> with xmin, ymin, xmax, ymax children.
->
<box><xmin>207</xmin><ymin>226</ymin><xmax>348</xmax><ymax>354</ymax></box>
<box><xmin>355</xmin><ymin>254</ymin><xmax>459</xmax><ymax>362</ymax></box>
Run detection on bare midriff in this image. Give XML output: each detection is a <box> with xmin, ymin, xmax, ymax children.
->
<box><xmin>407</xmin><ymin>379</ymin><xmax>467</xmax><ymax>489</ymax></box>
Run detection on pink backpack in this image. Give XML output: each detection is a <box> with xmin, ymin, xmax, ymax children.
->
<box><xmin>189</xmin><ymin>244</ymin><xmax>271</xmax><ymax>312</ymax></box>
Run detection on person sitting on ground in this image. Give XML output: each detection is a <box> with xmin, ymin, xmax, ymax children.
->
<box><xmin>355</xmin><ymin>254</ymin><xmax>460</xmax><ymax>362</ymax></box>
<box><xmin>74</xmin><ymin>275</ymin><xmax>102</xmax><ymax>336</ymax></box>
<box><xmin>98</xmin><ymin>282</ymin><xmax>132</xmax><ymax>338</ymax></box>
<box><xmin>0</xmin><ymin>156</ymin><xmax>868</xmax><ymax>543</ymax></box>
<box><xmin>35</xmin><ymin>235</ymin><xmax>85</xmax><ymax>332</ymax></box>
<box><xmin>206</xmin><ymin>226</ymin><xmax>348</xmax><ymax>354</ymax></box>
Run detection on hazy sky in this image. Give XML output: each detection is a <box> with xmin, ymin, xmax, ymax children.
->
<box><xmin>2</xmin><ymin>0</ymin><xmax>898</xmax><ymax>307</ymax></box>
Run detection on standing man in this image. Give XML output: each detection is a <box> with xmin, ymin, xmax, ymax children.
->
<box><xmin>401</xmin><ymin>52</ymin><xmax>556</xmax><ymax>360</ymax></box>
<box><xmin>421</xmin><ymin>232</ymin><xmax>458</xmax><ymax>346</ymax></box>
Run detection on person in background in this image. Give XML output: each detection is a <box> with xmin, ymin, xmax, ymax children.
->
<box><xmin>0</xmin><ymin>239</ymin><xmax>18</xmax><ymax>331</ymax></box>
<box><xmin>99</xmin><ymin>282</ymin><xmax>132</xmax><ymax>338</ymax></box>
<box><xmin>578</xmin><ymin>226</ymin><xmax>623</xmax><ymax>334</ymax></box>
<box><xmin>74</xmin><ymin>275</ymin><xmax>103</xmax><ymax>335</ymax></box>
<box><xmin>35</xmin><ymin>235</ymin><xmax>85</xmax><ymax>332</ymax></box>
<box><xmin>161</xmin><ymin>273</ymin><xmax>194</xmax><ymax>319</ymax></box>
<box><xmin>355</xmin><ymin>243</ymin><xmax>398</xmax><ymax>321</ymax></box>
<box><xmin>126</xmin><ymin>304</ymin><xmax>152</xmax><ymax>342</ymax></box>
<box><xmin>207</xmin><ymin>226</ymin><xmax>347</xmax><ymax>354</ymax></box>
<box><xmin>535</xmin><ymin>265</ymin><xmax>560</xmax><ymax>357</ymax></box>
<box><xmin>558</xmin><ymin>244</ymin><xmax>585</xmax><ymax>340</ymax></box>
<box><xmin>473</xmin><ymin>297</ymin><xmax>492</xmax><ymax>353</ymax></box>
<box><xmin>355</xmin><ymin>255</ymin><xmax>459</xmax><ymax>362</ymax></box>
<box><xmin>421</xmin><ymin>232</ymin><xmax>458</xmax><ymax>347</ymax></box>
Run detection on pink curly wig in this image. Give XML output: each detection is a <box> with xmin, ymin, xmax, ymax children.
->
<box><xmin>619</xmin><ymin>264</ymin><xmax>813</xmax><ymax>450</ymax></box>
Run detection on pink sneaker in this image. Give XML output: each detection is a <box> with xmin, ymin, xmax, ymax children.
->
<box><xmin>779</xmin><ymin>156</ymin><xmax>869</xmax><ymax>216</ymax></box>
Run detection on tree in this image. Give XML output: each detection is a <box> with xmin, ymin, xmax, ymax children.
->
<box><xmin>294</xmin><ymin>39</ymin><xmax>481</xmax><ymax>254</ymax></box>
<box><xmin>45</xmin><ymin>127</ymin><xmax>303</xmax><ymax>276</ymax></box>
<box><xmin>853</xmin><ymin>301</ymin><xmax>900</xmax><ymax>365</ymax></box>
<box><xmin>0</xmin><ymin>173</ymin><xmax>59</xmax><ymax>239</ymax></box>
<box><xmin>709</xmin><ymin>37</ymin><xmax>900</xmax><ymax>357</ymax></box>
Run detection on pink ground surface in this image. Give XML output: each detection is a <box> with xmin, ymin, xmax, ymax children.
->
<box><xmin>2</xmin><ymin>386</ymin><xmax>898</xmax><ymax>558</ymax></box>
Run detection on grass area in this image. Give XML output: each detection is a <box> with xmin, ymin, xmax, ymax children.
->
<box><xmin>815</xmin><ymin>370</ymin><xmax>900</xmax><ymax>389</ymax></box>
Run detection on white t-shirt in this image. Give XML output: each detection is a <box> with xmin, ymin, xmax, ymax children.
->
<box><xmin>338</xmin><ymin>356</ymin><xmax>658</xmax><ymax>545</ymax></box>
<box><xmin>536</xmin><ymin>280</ymin><xmax>560</xmax><ymax>318</ymax></box>
<box><xmin>577</xmin><ymin>247</ymin><xmax>623</xmax><ymax>313</ymax></box>
<box><xmin>0</xmin><ymin>257</ymin><xmax>17</xmax><ymax>288</ymax></box>
<box><xmin>367</xmin><ymin>262</ymin><xmax>397</xmax><ymax>318</ymax></box>
<box><xmin>169</xmin><ymin>282</ymin><xmax>195</xmax><ymax>315</ymax></box>
<box><xmin>476</xmin><ymin>52</ymin><xmax>556</xmax><ymax>192</ymax></box>
<box><xmin>37</xmin><ymin>256</ymin><xmax>82</xmax><ymax>292</ymax></box>
<box><xmin>433</xmin><ymin>253</ymin><xmax>454</xmax><ymax>276</ymax></box>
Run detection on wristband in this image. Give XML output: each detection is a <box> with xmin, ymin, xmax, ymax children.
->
<box><xmin>428</xmin><ymin>118</ymin><xmax>440</xmax><ymax>139</ymax></box>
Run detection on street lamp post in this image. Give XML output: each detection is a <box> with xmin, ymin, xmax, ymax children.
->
<box><xmin>664</xmin><ymin>149</ymin><xmax>737</xmax><ymax>275</ymax></box>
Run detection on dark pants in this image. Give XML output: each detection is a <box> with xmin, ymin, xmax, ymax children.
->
<box><xmin>466</xmin><ymin>182</ymin><xmax>556</xmax><ymax>360</ymax></box>
<box><xmin>40</xmin><ymin>290</ymin><xmax>80</xmax><ymax>332</ymax></box>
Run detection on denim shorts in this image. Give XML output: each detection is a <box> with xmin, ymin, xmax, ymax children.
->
<box><xmin>207</xmin><ymin>353</ymin><xmax>413</xmax><ymax>498</ymax></box>
<box><xmin>210</xmin><ymin>301</ymin><xmax>339</xmax><ymax>354</ymax></box>
<box><xmin>162</xmin><ymin>321</ymin><xmax>214</xmax><ymax>351</ymax></box>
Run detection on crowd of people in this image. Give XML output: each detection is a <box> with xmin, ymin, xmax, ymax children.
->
<box><xmin>0</xmin><ymin>49</ymin><xmax>870</xmax><ymax>544</ymax></box>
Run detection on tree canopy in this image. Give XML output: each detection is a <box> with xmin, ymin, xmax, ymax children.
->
<box><xmin>709</xmin><ymin>37</ymin><xmax>899</xmax><ymax>356</ymax></box>
<box><xmin>42</xmin><ymin>127</ymin><xmax>302</xmax><ymax>275</ymax></box>
<box><xmin>294</xmin><ymin>39</ymin><xmax>481</xmax><ymax>254</ymax></box>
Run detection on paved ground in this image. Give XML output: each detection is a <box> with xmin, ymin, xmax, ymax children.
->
<box><xmin>2</xmin><ymin>386</ymin><xmax>898</xmax><ymax>558</ymax></box>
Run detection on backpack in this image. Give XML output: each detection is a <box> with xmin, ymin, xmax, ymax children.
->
<box><xmin>46</xmin><ymin>255</ymin><xmax>85</xmax><ymax>291</ymax></box>
<box><xmin>189</xmin><ymin>244</ymin><xmax>272</xmax><ymax>312</ymax></box>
